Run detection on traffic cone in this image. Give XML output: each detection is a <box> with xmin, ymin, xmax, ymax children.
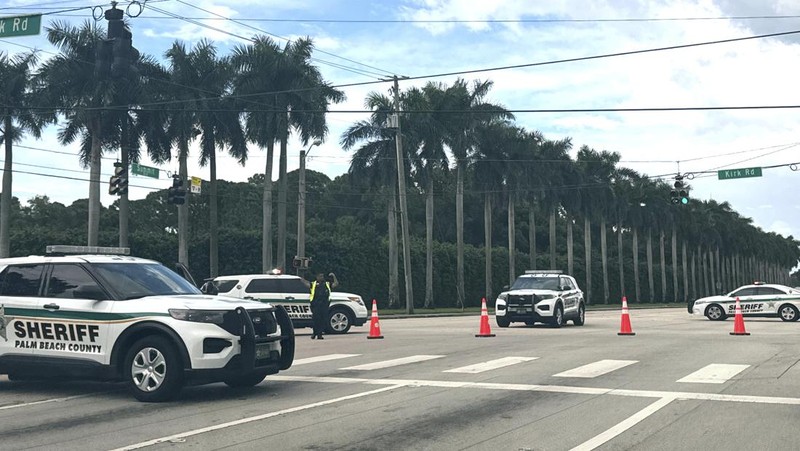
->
<box><xmin>475</xmin><ymin>297</ymin><xmax>496</xmax><ymax>338</ymax></box>
<box><xmin>367</xmin><ymin>299</ymin><xmax>384</xmax><ymax>339</ymax></box>
<box><xmin>617</xmin><ymin>296</ymin><xmax>636</xmax><ymax>336</ymax></box>
<box><xmin>730</xmin><ymin>297</ymin><xmax>750</xmax><ymax>336</ymax></box>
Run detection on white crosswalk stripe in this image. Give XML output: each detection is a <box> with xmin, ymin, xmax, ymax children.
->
<box><xmin>443</xmin><ymin>357</ymin><xmax>539</xmax><ymax>374</ymax></box>
<box><xmin>341</xmin><ymin>355</ymin><xmax>445</xmax><ymax>371</ymax></box>
<box><xmin>677</xmin><ymin>364</ymin><xmax>750</xmax><ymax>384</ymax></box>
<box><xmin>554</xmin><ymin>359</ymin><xmax>638</xmax><ymax>378</ymax></box>
<box><xmin>293</xmin><ymin>354</ymin><xmax>361</xmax><ymax>366</ymax></box>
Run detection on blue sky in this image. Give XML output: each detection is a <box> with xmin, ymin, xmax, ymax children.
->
<box><xmin>2</xmin><ymin>0</ymin><xmax>800</xmax><ymax>242</ymax></box>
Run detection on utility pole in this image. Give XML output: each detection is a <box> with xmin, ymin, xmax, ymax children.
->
<box><xmin>296</xmin><ymin>140</ymin><xmax>321</xmax><ymax>273</ymax></box>
<box><xmin>391</xmin><ymin>76</ymin><xmax>414</xmax><ymax>314</ymax></box>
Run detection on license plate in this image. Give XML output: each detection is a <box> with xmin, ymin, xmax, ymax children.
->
<box><xmin>517</xmin><ymin>308</ymin><xmax>526</xmax><ymax>314</ymax></box>
<box><xmin>255</xmin><ymin>344</ymin><xmax>271</xmax><ymax>360</ymax></box>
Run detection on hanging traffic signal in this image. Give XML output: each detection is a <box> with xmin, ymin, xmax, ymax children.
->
<box><xmin>108</xmin><ymin>162</ymin><xmax>127</xmax><ymax>196</ymax></box>
<box><xmin>94</xmin><ymin>39</ymin><xmax>113</xmax><ymax>80</ymax></box>
<box><xmin>672</xmin><ymin>175</ymin><xmax>689</xmax><ymax>205</ymax></box>
<box><xmin>167</xmin><ymin>175</ymin><xmax>186</xmax><ymax>205</ymax></box>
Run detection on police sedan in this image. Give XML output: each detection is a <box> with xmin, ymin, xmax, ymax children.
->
<box><xmin>689</xmin><ymin>282</ymin><xmax>800</xmax><ymax>322</ymax></box>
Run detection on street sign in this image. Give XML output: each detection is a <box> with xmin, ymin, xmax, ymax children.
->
<box><xmin>131</xmin><ymin>163</ymin><xmax>159</xmax><ymax>179</ymax></box>
<box><xmin>0</xmin><ymin>14</ymin><xmax>42</xmax><ymax>38</ymax></box>
<box><xmin>191</xmin><ymin>176</ymin><xmax>201</xmax><ymax>194</ymax></box>
<box><xmin>717</xmin><ymin>167</ymin><xmax>762</xmax><ymax>181</ymax></box>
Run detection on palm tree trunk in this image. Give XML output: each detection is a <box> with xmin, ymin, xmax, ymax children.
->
<box><xmin>119</xmin><ymin>115</ymin><xmax>129</xmax><ymax>248</ymax></box>
<box><xmin>261</xmin><ymin>141</ymin><xmax>275</xmax><ymax>273</ymax></box>
<box><xmin>528</xmin><ymin>204</ymin><xmax>536</xmax><ymax>270</ymax></box>
<box><xmin>277</xmin><ymin>135</ymin><xmax>288</xmax><ymax>271</ymax></box>
<box><xmin>682</xmin><ymin>241</ymin><xmax>689</xmax><ymax>303</ymax></box>
<box><xmin>508</xmin><ymin>196</ymin><xmax>516</xmax><ymax>284</ymax></box>
<box><xmin>659</xmin><ymin>231</ymin><xmax>666</xmax><ymax>301</ymax></box>
<box><xmin>87</xmin><ymin>121</ymin><xmax>102</xmax><ymax>247</ymax></box>
<box><xmin>567</xmin><ymin>216</ymin><xmax>574</xmax><ymax>276</ymax></box>
<box><xmin>178</xmin><ymin>141</ymin><xmax>190</xmax><ymax>266</ymax></box>
<box><xmin>549</xmin><ymin>208</ymin><xmax>556</xmax><ymax>270</ymax></box>
<box><xmin>584</xmin><ymin>217</ymin><xmax>592</xmax><ymax>305</ymax></box>
<box><xmin>633</xmin><ymin>228</ymin><xmax>640</xmax><ymax>303</ymax></box>
<box><xmin>456</xmin><ymin>160</ymin><xmax>465</xmax><ymax>309</ymax></box>
<box><xmin>691</xmin><ymin>250</ymin><xmax>697</xmax><ymax>300</ymax></box>
<box><xmin>647</xmin><ymin>230</ymin><xmax>655</xmax><ymax>302</ymax></box>
<box><xmin>0</xmin><ymin>115</ymin><xmax>12</xmax><ymax>258</ymax></box>
<box><xmin>424</xmin><ymin>179</ymin><xmax>434</xmax><ymax>308</ymax></box>
<box><xmin>388</xmin><ymin>183</ymin><xmax>399</xmax><ymax>308</ymax></box>
<box><xmin>708</xmin><ymin>250</ymin><xmax>716</xmax><ymax>295</ymax></box>
<box><xmin>209</xmin><ymin>152</ymin><xmax>219</xmax><ymax>278</ymax></box>
<box><xmin>485</xmin><ymin>194</ymin><xmax>493</xmax><ymax>301</ymax></box>
<box><xmin>617</xmin><ymin>222</ymin><xmax>625</xmax><ymax>298</ymax></box>
<box><xmin>700</xmin><ymin>246</ymin><xmax>708</xmax><ymax>296</ymax></box>
<box><xmin>671</xmin><ymin>228</ymin><xmax>679</xmax><ymax>302</ymax></box>
<box><xmin>715</xmin><ymin>247</ymin><xmax>721</xmax><ymax>291</ymax></box>
<box><xmin>601</xmin><ymin>216</ymin><xmax>609</xmax><ymax>304</ymax></box>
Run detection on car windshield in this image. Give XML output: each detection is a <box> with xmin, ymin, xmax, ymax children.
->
<box><xmin>511</xmin><ymin>277</ymin><xmax>561</xmax><ymax>291</ymax></box>
<box><xmin>93</xmin><ymin>263</ymin><xmax>201</xmax><ymax>300</ymax></box>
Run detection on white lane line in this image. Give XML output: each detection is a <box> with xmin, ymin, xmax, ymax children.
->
<box><xmin>443</xmin><ymin>357</ymin><xmax>539</xmax><ymax>374</ymax></box>
<box><xmin>341</xmin><ymin>355</ymin><xmax>445</xmax><ymax>371</ymax></box>
<box><xmin>270</xmin><ymin>375</ymin><xmax>800</xmax><ymax>406</ymax></box>
<box><xmin>111</xmin><ymin>384</ymin><xmax>405</xmax><ymax>451</ymax></box>
<box><xmin>554</xmin><ymin>360</ymin><xmax>638</xmax><ymax>378</ymax></box>
<box><xmin>0</xmin><ymin>391</ymin><xmax>113</xmax><ymax>411</ymax></box>
<box><xmin>570</xmin><ymin>397</ymin><xmax>674</xmax><ymax>451</ymax></box>
<box><xmin>677</xmin><ymin>364</ymin><xmax>750</xmax><ymax>384</ymax></box>
<box><xmin>293</xmin><ymin>354</ymin><xmax>361</xmax><ymax>366</ymax></box>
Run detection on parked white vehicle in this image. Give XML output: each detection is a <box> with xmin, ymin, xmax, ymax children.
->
<box><xmin>689</xmin><ymin>282</ymin><xmax>800</xmax><ymax>322</ymax></box>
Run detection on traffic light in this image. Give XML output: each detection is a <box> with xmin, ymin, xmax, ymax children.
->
<box><xmin>671</xmin><ymin>175</ymin><xmax>689</xmax><ymax>205</ymax></box>
<box><xmin>167</xmin><ymin>175</ymin><xmax>186</xmax><ymax>205</ymax></box>
<box><xmin>108</xmin><ymin>162</ymin><xmax>127</xmax><ymax>196</ymax></box>
<box><xmin>112</xmin><ymin>28</ymin><xmax>140</xmax><ymax>78</ymax></box>
<box><xmin>94</xmin><ymin>38</ymin><xmax>113</xmax><ymax>80</ymax></box>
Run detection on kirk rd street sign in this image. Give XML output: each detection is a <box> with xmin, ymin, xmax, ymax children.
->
<box><xmin>717</xmin><ymin>167</ymin><xmax>762</xmax><ymax>180</ymax></box>
<box><xmin>0</xmin><ymin>14</ymin><xmax>41</xmax><ymax>38</ymax></box>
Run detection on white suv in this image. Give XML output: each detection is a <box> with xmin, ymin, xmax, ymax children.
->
<box><xmin>208</xmin><ymin>273</ymin><xmax>368</xmax><ymax>334</ymax></box>
<box><xmin>0</xmin><ymin>246</ymin><xmax>295</xmax><ymax>402</ymax></box>
<box><xmin>495</xmin><ymin>270</ymin><xmax>585</xmax><ymax>328</ymax></box>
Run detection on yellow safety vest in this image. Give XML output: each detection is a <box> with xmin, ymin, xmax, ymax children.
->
<box><xmin>310</xmin><ymin>281</ymin><xmax>331</xmax><ymax>300</ymax></box>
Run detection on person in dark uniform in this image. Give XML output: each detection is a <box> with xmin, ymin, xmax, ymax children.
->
<box><xmin>304</xmin><ymin>272</ymin><xmax>338</xmax><ymax>339</ymax></box>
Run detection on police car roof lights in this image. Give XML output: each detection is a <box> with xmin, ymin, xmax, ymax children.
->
<box><xmin>45</xmin><ymin>245</ymin><xmax>131</xmax><ymax>256</ymax></box>
<box><xmin>524</xmin><ymin>270</ymin><xmax>563</xmax><ymax>275</ymax></box>
<box><xmin>271</xmin><ymin>268</ymin><xmax>282</xmax><ymax>275</ymax></box>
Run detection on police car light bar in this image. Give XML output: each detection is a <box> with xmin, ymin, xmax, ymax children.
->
<box><xmin>46</xmin><ymin>245</ymin><xmax>131</xmax><ymax>256</ymax></box>
<box><xmin>524</xmin><ymin>270</ymin><xmax>563</xmax><ymax>274</ymax></box>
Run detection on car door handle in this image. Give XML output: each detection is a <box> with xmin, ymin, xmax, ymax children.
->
<box><xmin>44</xmin><ymin>303</ymin><xmax>60</xmax><ymax>310</ymax></box>
<box><xmin>285</xmin><ymin>296</ymin><xmax>295</xmax><ymax>300</ymax></box>
<box><xmin>244</xmin><ymin>296</ymin><xmax>255</xmax><ymax>301</ymax></box>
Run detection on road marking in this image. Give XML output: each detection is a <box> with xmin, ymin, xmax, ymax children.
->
<box><xmin>293</xmin><ymin>354</ymin><xmax>361</xmax><ymax>366</ymax></box>
<box><xmin>110</xmin><ymin>385</ymin><xmax>405</xmax><ymax>450</ymax></box>
<box><xmin>570</xmin><ymin>397</ymin><xmax>674</xmax><ymax>451</ymax></box>
<box><xmin>553</xmin><ymin>359</ymin><xmax>638</xmax><ymax>378</ymax></box>
<box><xmin>341</xmin><ymin>355</ymin><xmax>445</xmax><ymax>371</ymax></box>
<box><xmin>270</xmin><ymin>375</ymin><xmax>800</xmax><ymax>406</ymax></box>
<box><xmin>677</xmin><ymin>364</ymin><xmax>750</xmax><ymax>384</ymax></box>
<box><xmin>443</xmin><ymin>356</ymin><xmax>539</xmax><ymax>374</ymax></box>
<box><xmin>0</xmin><ymin>392</ymin><xmax>99</xmax><ymax>411</ymax></box>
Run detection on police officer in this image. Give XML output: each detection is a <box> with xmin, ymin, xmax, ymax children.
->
<box><xmin>304</xmin><ymin>272</ymin><xmax>338</xmax><ymax>339</ymax></box>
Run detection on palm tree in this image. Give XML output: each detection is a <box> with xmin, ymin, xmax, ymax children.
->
<box><xmin>1</xmin><ymin>51</ymin><xmax>49</xmax><ymax>257</ymax></box>
<box><xmin>531</xmin><ymin>138</ymin><xmax>572</xmax><ymax>271</ymax></box>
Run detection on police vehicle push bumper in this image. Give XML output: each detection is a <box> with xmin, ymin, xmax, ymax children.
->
<box><xmin>496</xmin><ymin>294</ymin><xmax>557</xmax><ymax>323</ymax></box>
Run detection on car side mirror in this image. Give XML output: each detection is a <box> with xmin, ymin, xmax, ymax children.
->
<box><xmin>74</xmin><ymin>285</ymin><xmax>107</xmax><ymax>301</ymax></box>
<box><xmin>200</xmin><ymin>282</ymin><xmax>219</xmax><ymax>296</ymax></box>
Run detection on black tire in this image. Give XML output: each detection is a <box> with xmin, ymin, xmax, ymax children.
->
<box><xmin>496</xmin><ymin>315</ymin><xmax>511</xmax><ymax>328</ymax></box>
<box><xmin>326</xmin><ymin>308</ymin><xmax>354</xmax><ymax>334</ymax></box>
<box><xmin>778</xmin><ymin>304</ymin><xmax>799</xmax><ymax>322</ymax></box>
<box><xmin>573</xmin><ymin>304</ymin><xmax>585</xmax><ymax>326</ymax></box>
<box><xmin>524</xmin><ymin>320</ymin><xmax>535</xmax><ymax>326</ymax></box>
<box><xmin>224</xmin><ymin>370</ymin><xmax>269</xmax><ymax>388</ymax></box>
<box><xmin>705</xmin><ymin>304</ymin><xmax>727</xmax><ymax>321</ymax></box>
<box><xmin>551</xmin><ymin>304</ymin><xmax>564</xmax><ymax>328</ymax></box>
<box><xmin>124</xmin><ymin>336</ymin><xmax>184</xmax><ymax>402</ymax></box>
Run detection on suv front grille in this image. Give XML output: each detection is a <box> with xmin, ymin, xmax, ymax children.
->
<box><xmin>507</xmin><ymin>294</ymin><xmax>536</xmax><ymax>308</ymax></box>
<box><xmin>220</xmin><ymin>309</ymin><xmax>278</xmax><ymax>338</ymax></box>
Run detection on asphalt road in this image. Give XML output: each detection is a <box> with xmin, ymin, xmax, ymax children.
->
<box><xmin>1</xmin><ymin>307</ymin><xmax>799</xmax><ymax>451</ymax></box>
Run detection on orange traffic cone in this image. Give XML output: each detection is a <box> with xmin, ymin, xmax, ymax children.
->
<box><xmin>617</xmin><ymin>296</ymin><xmax>636</xmax><ymax>336</ymax></box>
<box><xmin>730</xmin><ymin>297</ymin><xmax>750</xmax><ymax>336</ymax></box>
<box><xmin>475</xmin><ymin>297</ymin><xmax>496</xmax><ymax>338</ymax></box>
<box><xmin>367</xmin><ymin>299</ymin><xmax>384</xmax><ymax>339</ymax></box>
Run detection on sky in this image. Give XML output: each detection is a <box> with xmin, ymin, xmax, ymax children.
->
<box><xmin>1</xmin><ymin>0</ymin><xmax>799</xmax><ymax>241</ymax></box>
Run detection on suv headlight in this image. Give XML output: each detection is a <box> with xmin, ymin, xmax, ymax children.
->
<box><xmin>169</xmin><ymin>309</ymin><xmax>226</xmax><ymax>325</ymax></box>
<box><xmin>498</xmin><ymin>293</ymin><xmax>508</xmax><ymax>301</ymax></box>
<box><xmin>347</xmin><ymin>296</ymin><xmax>365</xmax><ymax>307</ymax></box>
<box><xmin>537</xmin><ymin>294</ymin><xmax>555</xmax><ymax>301</ymax></box>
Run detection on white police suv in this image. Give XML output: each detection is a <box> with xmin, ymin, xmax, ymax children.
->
<box><xmin>689</xmin><ymin>282</ymin><xmax>800</xmax><ymax>321</ymax></box>
<box><xmin>495</xmin><ymin>270</ymin><xmax>585</xmax><ymax>328</ymax></box>
<box><xmin>207</xmin><ymin>272</ymin><xmax>368</xmax><ymax>334</ymax></box>
<box><xmin>0</xmin><ymin>246</ymin><xmax>295</xmax><ymax>402</ymax></box>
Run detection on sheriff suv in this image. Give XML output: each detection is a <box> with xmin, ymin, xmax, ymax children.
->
<box><xmin>0</xmin><ymin>246</ymin><xmax>295</xmax><ymax>402</ymax></box>
<box><xmin>207</xmin><ymin>272</ymin><xmax>368</xmax><ymax>334</ymax></box>
<box><xmin>495</xmin><ymin>270</ymin><xmax>585</xmax><ymax>328</ymax></box>
<box><xmin>689</xmin><ymin>281</ymin><xmax>800</xmax><ymax>321</ymax></box>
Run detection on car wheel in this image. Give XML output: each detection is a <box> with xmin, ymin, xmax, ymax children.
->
<box><xmin>573</xmin><ymin>304</ymin><xmax>585</xmax><ymax>326</ymax></box>
<box><xmin>705</xmin><ymin>304</ymin><xmax>727</xmax><ymax>321</ymax></box>
<box><xmin>125</xmin><ymin>336</ymin><xmax>184</xmax><ymax>402</ymax></box>
<box><xmin>496</xmin><ymin>316</ymin><xmax>510</xmax><ymax>328</ymax></box>
<box><xmin>326</xmin><ymin>308</ymin><xmax>353</xmax><ymax>334</ymax></box>
<box><xmin>778</xmin><ymin>304</ymin><xmax>799</xmax><ymax>322</ymax></box>
<box><xmin>551</xmin><ymin>304</ymin><xmax>564</xmax><ymax>328</ymax></box>
<box><xmin>224</xmin><ymin>370</ymin><xmax>270</xmax><ymax>388</ymax></box>
<box><xmin>524</xmin><ymin>320</ymin><xmax>535</xmax><ymax>326</ymax></box>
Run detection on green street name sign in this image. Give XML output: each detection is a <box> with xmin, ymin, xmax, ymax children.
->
<box><xmin>0</xmin><ymin>14</ymin><xmax>42</xmax><ymax>38</ymax></box>
<box><xmin>131</xmin><ymin>163</ymin><xmax>159</xmax><ymax>179</ymax></box>
<box><xmin>717</xmin><ymin>167</ymin><xmax>762</xmax><ymax>180</ymax></box>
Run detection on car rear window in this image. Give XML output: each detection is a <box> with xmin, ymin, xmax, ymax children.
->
<box><xmin>245</xmin><ymin>278</ymin><xmax>281</xmax><ymax>293</ymax></box>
